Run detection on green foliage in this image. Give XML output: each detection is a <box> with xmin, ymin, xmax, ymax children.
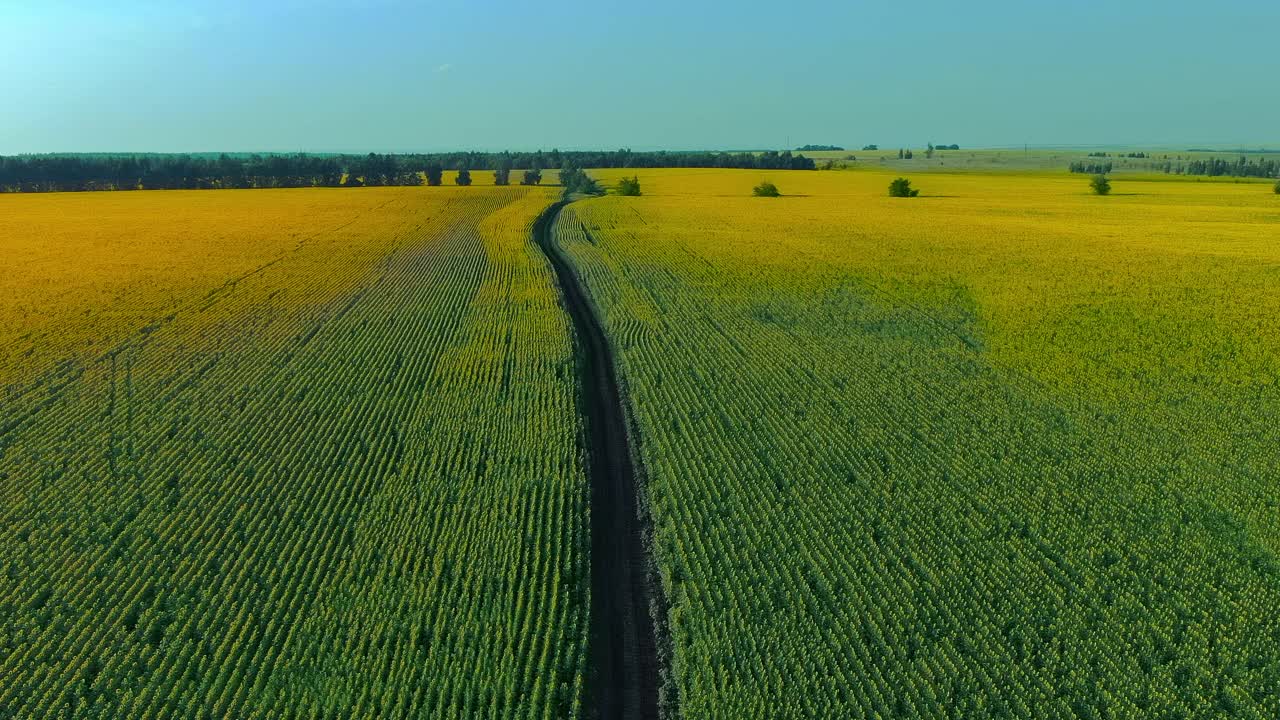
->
<box><xmin>0</xmin><ymin>149</ymin><xmax>826</xmax><ymax>195</ymax></box>
<box><xmin>493</xmin><ymin>158</ymin><xmax>512</xmax><ymax>186</ymax></box>
<box><xmin>752</xmin><ymin>181</ymin><xmax>780</xmax><ymax>197</ymax></box>
<box><xmin>520</xmin><ymin>168</ymin><xmax>542</xmax><ymax>186</ymax></box>
<box><xmin>888</xmin><ymin>177</ymin><xmax>919</xmax><ymax>197</ymax></box>
<box><xmin>1071</xmin><ymin>161</ymin><xmax>1113</xmax><ymax>174</ymax></box>
<box><xmin>615</xmin><ymin>176</ymin><xmax>642</xmax><ymax>196</ymax></box>
<box><xmin>1090</xmin><ymin>174</ymin><xmax>1112</xmax><ymax>195</ymax></box>
<box><xmin>1273</xmin><ymin>178</ymin><xmax>1279</xmax><ymax>194</ymax></box>
<box><xmin>455</xmin><ymin>168</ymin><xmax>472</xmax><ymax>186</ymax></box>
<box><xmin>559</xmin><ymin>164</ymin><xmax>602</xmax><ymax>197</ymax></box>
<box><xmin>425</xmin><ymin>164</ymin><xmax>443</xmax><ymax>186</ymax></box>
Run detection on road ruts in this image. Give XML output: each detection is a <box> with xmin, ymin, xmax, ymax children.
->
<box><xmin>533</xmin><ymin>201</ymin><xmax>663</xmax><ymax>720</ymax></box>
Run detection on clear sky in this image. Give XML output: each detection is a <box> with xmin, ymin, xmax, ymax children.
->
<box><xmin>3</xmin><ymin>0</ymin><xmax>1277</xmax><ymax>153</ymax></box>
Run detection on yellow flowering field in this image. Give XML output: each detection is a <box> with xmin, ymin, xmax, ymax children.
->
<box><xmin>0</xmin><ymin>186</ymin><xmax>589</xmax><ymax>718</ymax></box>
<box><xmin>561</xmin><ymin>167</ymin><xmax>1280</xmax><ymax>718</ymax></box>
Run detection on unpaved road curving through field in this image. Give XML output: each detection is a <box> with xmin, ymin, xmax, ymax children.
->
<box><xmin>534</xmin><ymin>202</ymin><xmax>662</xmax><ymax>720</ymax></box>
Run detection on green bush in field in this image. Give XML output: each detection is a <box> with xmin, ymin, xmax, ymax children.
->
<box><xmin>560</xmin><ymin>163</ymin><xmax>603</xmax><ymax>197</ymax></box>
<box><xmin>888</xmin><ymin>177</ymin><xmax>919</xmax><ymax>197</ymax></box>
<box><xmin>1090</xmin><ymin>174</ymin><xmax>1112</xmax><ymax>195</ymax></box>
<box><xmin>753</xmin><ymin>181</ymin><xmax>780</xmax><ymax>197</ymax></box>
<box><xmin>616</xmin><ymin>176</ymin><xmax>642</xmax><ymax>196</ymax></box>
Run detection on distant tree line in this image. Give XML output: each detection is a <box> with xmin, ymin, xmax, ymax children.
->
<box><xmin>0</xmin><ymin>154</ymin><xmax>349</xmax><ymax>192</ymax></box>
<box><xmin>400</xmin><ymin>149</ymin><xmax>816</xmax><ymax>172</ymax></box>
<box><xmin>1187</xmin><ymin>148</ymin><xmax>1280</xmax><ymax>154</ymax></box>
<box><xmin>1071</xmin><ymin>155</ymin><xmax>1280</xmax><ymax>179</ymax></box>
<box><xmin>796</xmin><ymin>144</ymin><xmax>844</xmax><ymax>151</ymax></box>
<box><xmin>1164</xmin><ymin>156</ymin><xmax>1280</xmax><ymax>179</ymax></box>
<box><xmin>346</xmin><ymin>154</ymin><xmax>423</xmax><ymax>186</ymax></box>
<box><xmin>0</xmin><ymin>148</ymin><xmax>816</xmax><ymax>193</ymax></box>
<box><xmin>1069</xmin><ymin>161</ymin><xmax>1114</xmax><ymax>174</ymax></box>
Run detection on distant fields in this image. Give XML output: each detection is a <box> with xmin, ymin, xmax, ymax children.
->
<box><xmin>0</xmin><ymin>187</ymin><xmax>589</xmax><ymax>717</ymax></box>
<box><xmin>802</xmin><ymin>146</ymin><xmax>1280</xmax><ymax>176</ymax></box>
<box><xmin>556</xmin><ymin>168</ymin><xmax>1280</xmax><ymax>717</ymax></box>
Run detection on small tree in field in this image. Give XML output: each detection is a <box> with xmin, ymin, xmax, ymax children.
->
<box><xmin>616</xmin><ymin>176</ymin><xmax>641</xmax><ymax>196</ymax></box>
<box><xmin>559</xmin><ymin>163</ymin><xmax>602</xmax><ymax>197</ymax></box>
<box><xmin>752</xmin><ymin>181</ymin><xmax>780</xmax><ymax>197</ymax></box>
<box><xmin>493</xmin><ymin>158</ymin><xmax>512</xmax><ymax>186</ymax></box>
<box><xmin>888</xmin><ymin>177</ymin><xmax>918</xmax><ymax>197</ymax></box>
<box><xmin>425</xmin><ymin>164</ymin><xmax>443</xmax><ymax>186</ymax></box>
<box><xmin>1273</xmin><ymin>179</ymin><xmax>1279</xmax><ymax>194</ymax></box>
<box><xmin>521</xmin><ymin>169</ymin><xmax>542</xmax><ymax>186</ymax></box>
<box><xmin>455</xmin><ymin>168</ymin><xmax>472</xmax><ymax>186</ymax></box>
<box><xmin>1090</xmin><ymin>174</ymin><xmax>1111</xmax><ymax>195</ymax></box>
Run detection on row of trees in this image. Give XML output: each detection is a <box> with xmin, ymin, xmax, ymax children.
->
<box><xmin>0</xmin><ymin>154</ymin><xmax>351</xmax><ymax>192</ymax></box>
<box><xmin>1070</xmin><ymin>161</ymin><xmax>1115</xmax><ymax>174</ymax></box>
<box><xmin>401</xmin><ymin>149</ymin><xmax>816</xmax><ymax>172</ymax></box>
<box><xmin>890</xmin><ymin>145</ymin><xmax>962</xmax><ymax>160</ymax></box>
<box><xmin>1074</xmin><ymin>155</ymin><xmax>1280</xmax><ymax>179</ymax></box>
<box><xmin>1167</xmin><ymin>156</ymin><xmax>1279</xmax><ymax>179</ymax></box>
<box><xmin>0</xmin><ymin>149</ymin><xmax>816</xmax><ymax>193</ymax></box>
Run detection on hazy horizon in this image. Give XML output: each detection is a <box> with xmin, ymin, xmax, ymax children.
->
<box><xmin>4</xmin><ymin>0</ymin><xmax>1277</xmax><ymax>155</ymax></box>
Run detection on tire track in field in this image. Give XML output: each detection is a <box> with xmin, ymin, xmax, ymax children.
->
<box><xmin>534</xmin><ymin>202</ymin><xmax>666</xmax><ymax>720</ymax></box>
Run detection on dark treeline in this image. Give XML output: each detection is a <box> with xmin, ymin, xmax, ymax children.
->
<box><xmin>1187</xmin><ymin>148</ymin><xmax>1280</xmax><ymax>154</ymax></box>
<box><xmin>1071</xmin><ymin>155</ymin><xmax>1280</xmax><ymax>179</ymax></box>
<box><xmin>0</xmin><ymin>154</ymin><xmax>357</xmax><ymax>192</ymax></box>
<box><xmin>399</xmin><ymin>148</ymin><xmax>815</xmax><ymax>172</ymax></box>
<box><xmin>0</xmin><ymin>149</ymin><xmax>815</xmax><ymax>193</ymax></box>
<box><xmin>1069</xmin><ymin>161</ymin><xmax>1114</xmax><ymax>174</ymax></box>
<box><xmin>1165</xmin><ymin>156</ymin><xmax>1279</xmax><ymax>179</ymax></box>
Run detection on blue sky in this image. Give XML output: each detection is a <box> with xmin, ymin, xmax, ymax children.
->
<box><xmin>2</xmin><ymin>0</ymin><xmax>1276</xmax><ymax>153</ymax></box>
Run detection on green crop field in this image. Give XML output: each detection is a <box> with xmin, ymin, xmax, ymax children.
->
<box><xmin>0</xmin><ymin>187</ymin><xmax>588</xmax><ymax>718</ymax></box>
<box><xmin>5</xmin><ymin>1</ymin><xmax>1278</xmax><ymax>717</ymax></box>
<box><xmin>3</xmin><ymin>164</ymin><xmax>1278</xmax><ymax>720</ymax></box>
<box><xmin>553</xmin><ymin>167</ymin><xmax>1280</xmax><ymax>718</ymax></box>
